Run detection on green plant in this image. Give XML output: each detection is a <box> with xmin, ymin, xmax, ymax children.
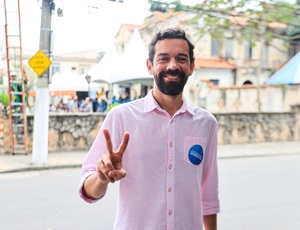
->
<box><xmin>0</xmin><ymin>91</ymin><xmax>9</xmax><ymax>107</ymax></box>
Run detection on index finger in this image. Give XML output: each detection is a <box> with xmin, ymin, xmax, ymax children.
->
<box><xmin>117</xmin><ymin>132</ymin><xmax>130</xmax><ymax>155</ymax></box>
<box><xmin>103</xmin><ymin>128</ymin><xmax>113</xmax><ymax>154</ymax></box>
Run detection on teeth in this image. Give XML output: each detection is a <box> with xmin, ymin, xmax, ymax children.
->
<box><xmin>167</xmin><ymin>75</ymin><xmax>178</xmax><ymax>79</ymax></box>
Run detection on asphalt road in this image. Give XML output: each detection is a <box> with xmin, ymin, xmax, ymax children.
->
<box><xmin>0</xmin><ymin>154</ymin><xmax>299</xmax><ymax>230</ymax></box>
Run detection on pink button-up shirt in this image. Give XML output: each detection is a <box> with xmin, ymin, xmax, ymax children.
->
<box><xmin>79</xmin><ymin>90</ymin><xmax>220</xmax><ymax>230</ymax></box>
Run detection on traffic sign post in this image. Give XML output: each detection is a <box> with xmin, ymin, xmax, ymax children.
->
<box><xmin>31</xmin><ymin>0</ymin><xmax>53</xmax><ymax>166</ymax></box>
<box><xmin>28</xmin><ymin>50</ymin><xmax>52</xmax><ymax>76</ymax></box>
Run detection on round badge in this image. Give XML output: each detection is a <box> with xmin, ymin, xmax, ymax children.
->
<box><xmin>188</xmin><ymin>144</ymin><xmax>203</xmax><ymax>165</ymax></box>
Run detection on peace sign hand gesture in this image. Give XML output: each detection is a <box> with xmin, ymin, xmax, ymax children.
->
<box><xmin>97</xmin><ymin>128</ymin><xmax>130</xmax><ymax>183</ymax></box>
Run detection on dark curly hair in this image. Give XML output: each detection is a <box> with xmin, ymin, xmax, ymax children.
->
<box><xmin>148</xmin><ymin>27</ymin><xmax>195</xmax><ymax>65</ymax></box>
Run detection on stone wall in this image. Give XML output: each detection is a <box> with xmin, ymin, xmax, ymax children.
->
<box><xmin>26</xmin><ymin>113</ymin><xmax>105</xmax><ymax>152</ymax></box>
<box><xmin>215</xmin><ymin>112</ymin><xmax>297</xmax><ymax>144</ymax></box>
<box><xmin>0</xmin><ymin>116</ymin><xmax>11</xmax><ymax>153</ymax></box>
<box><xmin>1</xmin><ymin>111</ymin><xmax>299</xmax><ymax>154</ymax></box>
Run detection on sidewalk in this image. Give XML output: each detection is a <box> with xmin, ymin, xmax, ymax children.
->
<box><xmin>0</xmin><ymin>151</ymin><xmax>87</xmax><ymax>173</ymax></box>
<box><xmin>0</xmin><ymin>141</ymin><xmax>300</xmax><ymax>173</ymax></box>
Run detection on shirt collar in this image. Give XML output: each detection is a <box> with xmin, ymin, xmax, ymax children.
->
<box><xmin>144</xmin><ymin>89</ymin><xmax>195</xmax><ymax>116</ymax></box>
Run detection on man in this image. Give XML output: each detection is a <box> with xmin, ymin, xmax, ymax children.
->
<box><xmin>67</xmin><ymin>95</ymin><xmax>79</xmax><ymax>112</ymax></box>
<box><xmin>80</xmin><ymin>97</ymin><xmax>93</xmax><ymax>112</ymax></box>
<box><xmin>79</xmin><ymin>27</ymin><xmax>220</xmax><ymax>230</ymax></box>
<box><xmin>11</xmin><ymin>71</ymin><xmax>28</xmax><ymax>118</ymax></box>
<box><xmin>11</xmin><ymin>71</ymin><xmax>28</xmax><ymax>104</ymax></box>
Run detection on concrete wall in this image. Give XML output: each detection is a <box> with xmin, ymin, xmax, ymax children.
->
<box><xmin>192</xmin><ymin>68</ymin><xmax>235</xmax><ymax>86</ymax></box>
<box><xmin>1</xmin><ymin>110</ymin><xmax>299</xmax><ymax>154</ymax></box>
<box><xmin>184</xmin><ymin>84</ymin><xmax>300</xmax><ymax>113</ymax></box>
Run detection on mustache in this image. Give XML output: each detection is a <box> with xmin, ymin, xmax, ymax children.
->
<box><xmin>159</xmin><ymin>69</ymin><xmax>182</xmax><ymax>77</ymax></box>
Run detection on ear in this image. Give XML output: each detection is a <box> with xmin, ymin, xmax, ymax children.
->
<box><xmin>146</xmin><ymin>59</ymin><xmax>153</xmax><ymax>75</ymax></box>
<box><xmin>188</xmin><ymin>61</ymin><xmax>195</xmax><ymax>76</ymax></box>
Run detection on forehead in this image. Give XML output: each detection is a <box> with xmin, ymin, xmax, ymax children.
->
<box><xmin>155</xmin><ymin>38</ymin><xmax>189</xmax><ymax>56</ymax></box>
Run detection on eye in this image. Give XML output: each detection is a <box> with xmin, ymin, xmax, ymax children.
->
<box><xmin>177</xmin><ymin>57</ymin><xmax>188</xmax><ymax>63</ymax></box>
<box><xmin>157</xmin><ymin>57</ymin><xmax>169</xmax><ymax>62</ymax></box>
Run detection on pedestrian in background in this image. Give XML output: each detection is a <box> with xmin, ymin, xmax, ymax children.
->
<box><xmin>67</xmin><ymin>95</ymin><xmax>79</xmax><ymax>112</ymax></box>
<box><xmin>80</xmin><ymin>97</ymin><xmax>93</xmax><ymax>112</ymax></box>
<box><xmin>79</xmin><ymin>27</ymin><xmax>220</xmax><ymax>230</ymax></box>
<box><xmin>11</xmin><ymin>71</ymin><xmax>28</xmax><ymax>110</ymax></box>
<box><xmin>92</xmin><ymin>97</ymin><xmax>99</xmax><ymax>112</ymax></box>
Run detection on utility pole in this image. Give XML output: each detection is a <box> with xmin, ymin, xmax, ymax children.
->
<box><xmin>32</xmin><ymin>0</ymin><xmax>53</xmax><ymax>165</ymax></box>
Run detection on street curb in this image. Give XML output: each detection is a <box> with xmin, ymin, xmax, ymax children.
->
<box><xmin>0</xmin><ymin>164</ymin><xmax>82</xmax><ymax>174</ymax></box>
<box><xmin>218</xmin><ymin>151</ymin><xmax>300</xmax><ymax>160</ymax></box>
<box><xmin>2</xmin><ymin>151</ymin><xmax>300</xmax><ymax>174</ymax></box>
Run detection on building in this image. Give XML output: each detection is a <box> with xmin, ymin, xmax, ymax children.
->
<box><xmin>1</xmin><ymin>9</ymin><xmax>299</xmax><ymax>112</ymax></box>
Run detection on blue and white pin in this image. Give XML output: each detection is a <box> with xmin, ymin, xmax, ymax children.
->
<box><xmin>188</xmin><ymin>145</ymin><xmax>203</xmax><ymax>165</ymax></box>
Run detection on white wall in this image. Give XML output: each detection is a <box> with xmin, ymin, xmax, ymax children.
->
<box><xmin>192</xmin><ymin>68</ymin><xmax>234</xmax><ymax>86</ymax></box>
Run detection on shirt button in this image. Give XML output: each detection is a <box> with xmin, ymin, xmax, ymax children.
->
<box><xmin>168</xmin><ymin>210</ymin><xmax>173</xmax><ymax>215</ymax></box>
<box><xmin>170</xmin><ymin>120</ymin><xmax>173</xmax><ymax>124</ymax></box>
<box><xmin>168</xmin><ymin>188</ymin><xmax>172</xmax><ymax>192</ymax></box>
<box><xmin>169</xmin><ymin>164</ymin><xmax>172</xmax><ymax>170</ymax></box>
<box><xmin>169</xmin><ymin>143</ymin><xmax>173</xmax><ymax>147</ymax></box>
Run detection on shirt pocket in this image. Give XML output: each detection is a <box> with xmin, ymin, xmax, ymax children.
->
<box><xmin>183</xmin><ymin>136</ymin><xmax>207</xmax><ymax>166</ymax></box>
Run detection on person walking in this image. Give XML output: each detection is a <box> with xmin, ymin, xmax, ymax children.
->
<box><xmin>79</xmin><ymin>27</ymin><xmax>220</xmax><ymax>230</ymax></box>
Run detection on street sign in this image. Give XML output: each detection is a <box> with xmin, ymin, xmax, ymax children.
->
<box><xmin>28</xmin><ymin>50</ymin><xmax>52</xmax><ymax>76</ymax></box>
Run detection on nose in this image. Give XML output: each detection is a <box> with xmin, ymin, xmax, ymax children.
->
<box><xmin>166</xmin><ymin>58</ymin><xmax>180</xmax><ymax>70</ymax></box>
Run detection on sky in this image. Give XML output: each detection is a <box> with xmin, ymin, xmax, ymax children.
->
<box><xmin>0</xmin><ymin>0</ymin><xmax>198</xmax><ymax>69</ymax></box>
<box><xmin>0</xmin><ymin>0</ymin><xmax>151</xmax><ymax>64</ymax></box>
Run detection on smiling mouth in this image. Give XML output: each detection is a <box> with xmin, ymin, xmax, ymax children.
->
<box><xmin>164</xmin><ymin>75</ymin><xmax>180</xmax><ymax>80</ymax></box>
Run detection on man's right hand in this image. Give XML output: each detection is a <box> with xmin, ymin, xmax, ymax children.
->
<box><xmin>97</xmin><ymin>128</ymin><xmax>130</xmax><ymax>183</ymax></box>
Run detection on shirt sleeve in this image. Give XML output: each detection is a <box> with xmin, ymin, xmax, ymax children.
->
<box><xmin>78</xmin><ymin>170</ymin><xmax>103</xmax><ymax>203</ymax></box>
<box><xmin>201</xmin><ymin>120</ymin><xmax>220</xmax><ymax>215</ymax></box>
<box><xmin>78</xmin><ymin>107</ymin><xmax>122</xmax><ymax>202</ymax></box>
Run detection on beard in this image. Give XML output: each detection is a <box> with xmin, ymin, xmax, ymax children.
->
<box><xmin>154</xmin><ymin>69</ymin><xmax>188</xmax><ymax>96</ymax></box>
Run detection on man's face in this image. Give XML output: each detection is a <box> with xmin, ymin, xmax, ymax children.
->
<box><xmin>147</xmin><ymin>38</ymin><xmax>195</xmax><ymax>96</ymax></box>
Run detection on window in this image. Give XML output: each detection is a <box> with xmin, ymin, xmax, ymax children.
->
<box><xmin>288</xmin><ymin>45</ymin><xmax>297</xmax><ymax>59</ymax></box>
<box><xmin>211</xmin><ymin>39</ymin><xmax>219</xmax><ymax>57</ymax></box>
<box><xmin>261</xmin><ymin>45</ymin><xmax>269</xmax><ymax>67</ymax></box>
<box><xmin>225</xmin><ymin>38</ymin><xmax>233</xmax><ymax>58</ymax></box>
<box><xmin>245</xmin><ymin>42</ymin><xmax>253</xmax><ymax>60</ymax></box>
<box><xmin>79</xmin><ymin>65</ymin><xmax>90</xmax><ymax>75</ymax></box>
<box><xmin>51</xmin><ymin>63</ymin><xmax>60</xmax><ymax>74</ymax></box>
<box><xmin>210</xmin><ymin>79</ymin><xmax>219</xmax><ymax>86</ymax></box>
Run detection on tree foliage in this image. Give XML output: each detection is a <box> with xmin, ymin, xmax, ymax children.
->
<box><xmin>148</xmin><ymin>0</ymin><xmax>300</xmax><ymax>48</ymax></box>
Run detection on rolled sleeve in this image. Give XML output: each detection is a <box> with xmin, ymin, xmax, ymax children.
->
<box><xmin>78</xmin><ymin>166</ymin><xmax>106</xmax><ymax>203</ymax></box>
<box><xmin>201</xmin><ymin>122</ymin><xmax>220</xmax><ymax>215</ymax></box>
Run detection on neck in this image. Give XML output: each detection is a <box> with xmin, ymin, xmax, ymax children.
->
<box><xmin>152</xmin><ymin>88</ymin><xmax>183</xmax><ymax>117</ymax></box>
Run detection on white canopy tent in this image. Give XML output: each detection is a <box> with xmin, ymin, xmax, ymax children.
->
<box><xmin>49</xmin><ymin>71</ymin><xmax>100</xmax><ymax>91</ymax></box>
<box><xmin>112</xmin><ymin>29</ymin><xmax>153</xmax><ymax>86</ymax></box>
<box><xmin>88</xmin><ymin>43</ymin><xmax>121</xmax><ymax>84</ymax></box>
<box><xmin>90</xmin><ymin>29</ymin><xmax>153</xmax><ymax>86</ymax></box>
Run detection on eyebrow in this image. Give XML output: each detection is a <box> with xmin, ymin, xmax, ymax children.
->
<box><xmin>157</xmin><ymin>53</ymin><xmax>189</xmax><ymax>58</ymax></box>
